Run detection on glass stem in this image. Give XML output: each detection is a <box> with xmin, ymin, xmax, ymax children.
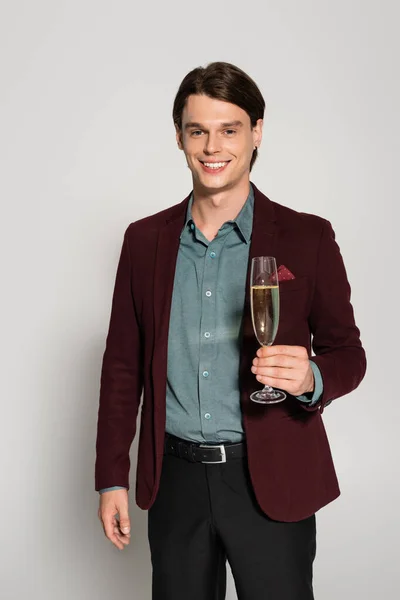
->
<box><xmin>262</xmin><ymin>384</ymin><xmax>274</xmax><ymax>393</ymax></box>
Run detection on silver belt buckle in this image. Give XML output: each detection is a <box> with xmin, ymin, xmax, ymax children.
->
<box><xmin>199</xmin><ymin>444</ymin><xmax>227</xmax><ymax>464</ymax></box>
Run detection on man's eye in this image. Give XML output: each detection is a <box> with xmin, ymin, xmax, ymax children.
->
<box><xmin>224</xmin><ymin>129</ymin><xmax>236</xmax><ymax>135</ymax></box>
<box><xmin>191</xmin><ymin>130</ymin><xmax>203</xmax><ymax>137</ymax></box>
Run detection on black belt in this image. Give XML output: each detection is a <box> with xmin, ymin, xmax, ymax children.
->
<box><xmin>164</xmin><ymin>434</ymin><xmax>246</xmax><ymax>464</ymax></box>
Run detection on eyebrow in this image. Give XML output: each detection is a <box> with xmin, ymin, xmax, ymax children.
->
<box><xmin>184</xmin><ymin>120</ymin><xmax>244</xmax><ymax>130</ymax></box>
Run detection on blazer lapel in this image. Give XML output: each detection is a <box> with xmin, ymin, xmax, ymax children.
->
<box><xmin>151</xmin><ymin>196</ymin><xmax>189</xmax><ymax>418</ymax></box>
<box><xmin>239</xmin><ymin>184</ymin><xmax>279</xmax><ymax>408</ymax></box>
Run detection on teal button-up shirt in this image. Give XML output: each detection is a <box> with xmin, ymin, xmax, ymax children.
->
<box><xmin>165</xmin><ymin>187</ymin><xmax>255</xmax><ymax>443</ymax></box>
<box><xmin>99</xmin><ymin>186</ymin><xmax>323</xmax><ymax>493</ymax></box>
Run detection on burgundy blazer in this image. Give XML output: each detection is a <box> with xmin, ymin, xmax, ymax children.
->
<box><xmin>95</xmin><ymin>183</ymin><xmax>366</xmax><ymax>522</ymax></box>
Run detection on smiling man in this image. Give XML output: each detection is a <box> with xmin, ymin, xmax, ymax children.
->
<box><xmin>95</xmin><ymin>62</ymin><xmax>366</xmax><ymax>600</ymax></box>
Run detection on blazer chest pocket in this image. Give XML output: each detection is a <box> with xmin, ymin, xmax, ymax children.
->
<box><xmin>278</xmin><ymin>277</ymin><xmax>310</xmax><ymax>322</ymax></box>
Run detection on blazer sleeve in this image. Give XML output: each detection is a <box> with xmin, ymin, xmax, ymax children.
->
<box><xmin>95</xmin><ymin>227</ymin><xmax>143</xmax><ymax>490</ymax></box>
<box><xmin>303</xmin><ymin>219</ymin><xmax>366</xmax><ymax>413</ymax></box>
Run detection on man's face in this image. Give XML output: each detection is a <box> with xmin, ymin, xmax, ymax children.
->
<box><xmin>176</xmin><ymin>94</ymin><xmax>263</xmax><ymax>193</ymax></box>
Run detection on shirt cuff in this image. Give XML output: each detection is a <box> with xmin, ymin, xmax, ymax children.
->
<box><xmin>295</xmin><ymin>362</ymin><xmax>323</xmax><ymax>405</ymax></box>
<box><xmin>99</xmin><ymin>486</ymin><xmax>127</xmax><ymax>494</ymax></box>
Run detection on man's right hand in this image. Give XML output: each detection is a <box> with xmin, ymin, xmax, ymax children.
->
<box><xmin>98</xmin><ymin>489</ymin><xmax>131</xmax><ymax>550</ymax></box>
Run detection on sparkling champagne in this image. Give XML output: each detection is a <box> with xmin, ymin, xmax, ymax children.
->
<box><xmin>250</xmin><ymin>285</ymin><xmax>279</xmax><ymax>346</ymax></box>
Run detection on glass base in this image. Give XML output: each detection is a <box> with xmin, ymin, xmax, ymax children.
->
<box><xmin>250</xmin><ymin>388</ymin><xmax>286</xmax><ymax>404</ymax></box>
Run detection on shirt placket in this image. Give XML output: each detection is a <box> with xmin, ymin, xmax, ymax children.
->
<box><xmin>198</xmin><ymin>235</ymin><xmax>221</xmax><ymax>441</ymax></box>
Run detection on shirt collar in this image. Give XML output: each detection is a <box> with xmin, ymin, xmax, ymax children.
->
<box><xmin>180</xmin><ymin>185</ymin><xmax>254</xmax><ymax>243</ymax></box>
<box><xmin>233</xmin><ymin>185</ymin><xmax>254</xmax><ymax>243</ymax></box>
<box><xmin>181</xmin><ymin>194</ymin><xmax>195</xmax><ymax>239</ymax></box>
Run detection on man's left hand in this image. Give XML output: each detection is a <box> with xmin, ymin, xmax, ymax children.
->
<box><xmin>251</xmin><ymin>345</ymin><xmax>314</xmax><ymax>397</ymax></box>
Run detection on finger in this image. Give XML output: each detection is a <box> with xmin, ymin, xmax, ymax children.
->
<box><xmin>116</xmin><ymin>536</ymin><xmax>130</xmax><ymax>547</ymax></box>
<box><xmin>256</xmin><ymin>374</ymin><xmax>291</xmax><ymax>387</ymax></box>
<box><xmin>108</xmin><ymin>530</ymin><xmax>125</xmax><ymax>550</ymax></box>
<box><xmin>117</xmin><ymin>503</ymin><xmax>131</xmax><ymax>535</ymax></box>
<box><xmin>256</xmin><ymin>374</ymin><xmax>300</xmax><ymax>395</ymax></box>
<box><xmin>110</xmin><ymin>533</ymin><xmax>125</xmax><ymax>550</ymax></box>
<box><xmin>256</xmin><ymin>345</ymin><xmax>307</xmax><ymax>358</ymax></box>
<box><xmin>112</xmin><ymin>515</ymin><xmax>131</xmax><ymax>541</ymax></box>
<box><xmin>114</xmin><ymin>529</ymin><xmax>131</xmax><ymax>545</ymax></box>
<box><xmin>256</xmin><ymin>367</ymin><xmax>297</xmax><ymax>381</ymax></box>
<box><xmin>102</xmin><ymin>512</ymin><xmax>125</xmax><ymax>550</ymax></box>
<box><xmin>114</xmin><ymin>525</ymin><xmax>131</xmax><ymax>538</ymax></box>
<box><xmin>253</xmin><ymin>355</ymin><xmax>298</xmax><ymax>369</ymax></box>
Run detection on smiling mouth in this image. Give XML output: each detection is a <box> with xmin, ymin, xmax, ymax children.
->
<box><xmin>199</xmin><ymin>160</ymin><xmax>231</xmax><ymax>172</ymax></box>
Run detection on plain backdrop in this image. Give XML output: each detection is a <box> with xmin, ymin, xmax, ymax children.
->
<box><xmin>1</xmin><ymin>1</ymin><xmax>399</xmax><ymax>598</ymax></box>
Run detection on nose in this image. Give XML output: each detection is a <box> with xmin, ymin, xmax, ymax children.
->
<box><xmin>204</xmin><ymin>132</ymin><xmax>221</xmax><ymax>155</ymax></box>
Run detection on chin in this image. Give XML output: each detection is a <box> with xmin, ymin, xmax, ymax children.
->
<box><xmin>198</xmin><ymin>178</ymin><xmax>232</xmax><ymax>193</ymax></box>
<box><xmin>197</xmin><ymin>169</ymin><xmax>233</xmax><ymax>184</ymax></box>
<box><xmin>206</xmin><ymin>173</ymin><xmax>240</xmax><ymax>189</ymax></box>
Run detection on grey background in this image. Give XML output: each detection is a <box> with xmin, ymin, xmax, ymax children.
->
<box><xmin>1</xmin><ymin>1</ymin><xmax>398</xmax><ymax>598</ymax></box>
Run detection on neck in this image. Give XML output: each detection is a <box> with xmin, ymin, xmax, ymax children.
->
<box><xmin>191</xmin><ymin>178</ymin><xmax>251</xmax><ymax>241</ymax></box>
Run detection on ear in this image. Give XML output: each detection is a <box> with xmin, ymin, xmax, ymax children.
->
<box><xmin>252</xmin><ymin>118</ymin><xmax>263</xmax><ymax>149</ymax></box>
<box><xmin>175</xmin><ymin>124</ymin><xmax>184</xmax><ymax>150</ymax></box>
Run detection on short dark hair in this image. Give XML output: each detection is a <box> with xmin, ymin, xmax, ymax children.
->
<box><xmin>172</xmin><ymin>62</ymin><xmax>265</xmax><ymax>171</ymax></box>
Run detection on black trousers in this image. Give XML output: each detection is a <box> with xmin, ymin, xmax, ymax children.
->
<box><xmin>148</xmin><ymin>452</ymin><xmax>316</xmax><ymax>600</ymax></box>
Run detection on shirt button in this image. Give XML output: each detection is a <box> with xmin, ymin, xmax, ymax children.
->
<box><xmin>205</xmin><ymin>290</ymin><xmax>212</xmax><ymax>297</ymax></box>
<box><xmin>190</xmin><ymin>223</ymin><xmax>195</xmax><ymax>230</ymax></box>
<box><xmin>204</xmin><ymin>332</ymin><xmax>211</xmax><ymax>338</ymax></box>
<box><xmin>204</xmin><ymin>413</ymin><xmax>211</xmax><ymax>420</ymax></box>
<box><xmin>210</xmin><ymin>251</ymin><xmax>216</xmax><ymax>258</ymax></box>
<box><xmin>202</xmin><ymin>371</ymin><xmax>209</xmax><ymax>378</ymax></box>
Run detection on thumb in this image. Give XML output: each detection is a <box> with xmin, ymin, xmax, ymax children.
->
<box><xmin>118</xmin><ymin>505</ymin><xmax>131</xmax><ymax>534</ymax></box>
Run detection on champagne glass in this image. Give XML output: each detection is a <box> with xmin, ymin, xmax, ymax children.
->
<box><xmin>250</xmin><ymin>256</ymin><xmax>286</xmax><ymax>404</ymax></box>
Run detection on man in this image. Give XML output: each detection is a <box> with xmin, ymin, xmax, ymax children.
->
<box><xmin>95</xmin><ymin>62</ymin><xmax>366</xmax><ymax>599</ymax></box>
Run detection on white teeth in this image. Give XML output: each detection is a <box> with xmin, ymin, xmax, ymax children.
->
<box><xmin>203</xmin><ymin>162</ymin><xmax>227</xmax><ymax>169</ymax></box>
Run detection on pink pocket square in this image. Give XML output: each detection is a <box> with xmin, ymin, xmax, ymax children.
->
<box><xmin>271</xmin><ymin>265</ymin><xmax>296</xmax><ymax>284</ymax></box>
